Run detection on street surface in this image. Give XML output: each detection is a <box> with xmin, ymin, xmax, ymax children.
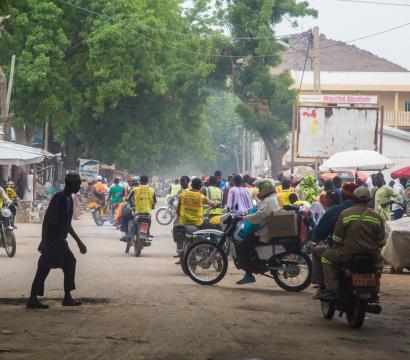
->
<box><xmin>1</xmin><ymin>203</ymin><xmax>410</xmax><ymax>360</ymax></box>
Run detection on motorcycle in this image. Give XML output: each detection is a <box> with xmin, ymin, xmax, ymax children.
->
<box><xmin>182</xmin><ymin>212</ymin><xmax>312</xmax><ymax>292</ymax></box>
<box><xmin>173</xmin><ymin>215</ymin><xmax>229</xmax><ymax>275</ymax></box>
<box><xmin>0</xmin><ymin>204</ymin><xmax>17</xmax><ymax>257</ymax></box>
<box><xmin>320</xmin><ymin>254</ymin><xmax>382</xmax><ymax>329</ymax></box>
<box><xmin>88</xmin><ymin>201</ymin><xmax>112</xmax><ymax>226</ymax></box>
<box><xmin>126</xmin><ymin>214</ymin><xmax>153</xmax><ymax>257</ymax></box>
<box><xmin>155</xmin><ymin>196</ymin><xmax>177</xmax><ymax>225</ymax></box>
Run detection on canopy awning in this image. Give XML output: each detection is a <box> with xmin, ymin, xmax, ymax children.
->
<box><xmin>0</xmin><ymin>140</ymin><xmax>48</xmax><ymax>166</ymax></box>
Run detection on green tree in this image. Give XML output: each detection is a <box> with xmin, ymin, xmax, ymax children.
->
<box><xmin>1</xmin><ymin>0</ymin><xmax>69</xmax><ymax>145</ymax></box>
<box><xmin>215</xmin><ymin>0</ymin><xmax>316</xmax><ymax>177</ymax></box>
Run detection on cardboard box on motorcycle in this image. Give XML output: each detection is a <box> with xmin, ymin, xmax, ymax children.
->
<box><xmin>266</xmin><ymin>210</ymin><xmax>299</xmax><ymax>239</ymax></box>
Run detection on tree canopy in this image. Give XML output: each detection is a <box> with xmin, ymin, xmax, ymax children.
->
<box><xmin>1</xmin><ymin>0</ymin><xmax>316</xmax><ymax>176</ymax></box>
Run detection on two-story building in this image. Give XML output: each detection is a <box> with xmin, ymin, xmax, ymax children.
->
<box><xmin>251</xmin><ymin>32</ymin><xmax>410</xmax><ymax>176</ymax></box>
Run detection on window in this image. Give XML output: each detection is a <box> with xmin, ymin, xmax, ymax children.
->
<box><xmin>405</xmin><ymin>101</ymin><xmax>410</xmax><ymax>112</ymax></box>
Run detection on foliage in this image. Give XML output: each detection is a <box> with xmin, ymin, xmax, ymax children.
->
<box><xmin>214</xmin><ymin>0</ymin><xmax>317</xmax><ymax>176</ymax></box>
<box><xmin>1</xmin><ymin>0</ymin><xmax>223</xmax><ymax>173</ymax></box>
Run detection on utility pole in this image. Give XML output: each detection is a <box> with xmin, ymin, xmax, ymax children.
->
<box><xmin>312</xmin><ymin>26</ymin><xmax>321</xmax><ymax>94</ymax></box>
<box><xmin>0</xmin><ymin>15</ymin><xmax>11</xmax><ymax>141</ymax></box>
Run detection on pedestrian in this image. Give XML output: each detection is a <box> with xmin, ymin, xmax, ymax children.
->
<box><xmin>23</xmin><ymin>169</ymin><xmax>34</xmax><ymax>201</ymax></box>
<box><xmin>373</xmin><ymin>173</ymin><xmax>401</xmax><ymax>221</ymax></box>
<box><xmin>16</xmin><ymin>171</ymin><xmax>26</xmax><ymax>199</ymax></box>
<box><xmin>392</xmin><ymin>177</ymin><xmax>407</xmax><ymax>220</ymax></box>
<box><xmin>26</xmin><ymin>173</ymin><xmax>87</xmax><ymax>309</ymax></box>
<box><xmin>226</xmin><ymin>174</ymin><xmax>252</xmax><ymax>215</ymax></box>
<box><xmin>332</xmin><ymin>176</ymin><xmax>343</xmax><ymax>203</ymax></box>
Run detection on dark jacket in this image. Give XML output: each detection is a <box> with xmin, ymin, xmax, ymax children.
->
<box><xmin>314</xmin><ymin>200</ymin><xmax>354</xmax><ymax>246</ymax></box>
<box><xmin>38</xmin><ymin>192</ymin><xmax>73</xmax><ymax>268</ymax></box>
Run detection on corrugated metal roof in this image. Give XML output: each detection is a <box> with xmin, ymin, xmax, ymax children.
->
<box><xmin>0</xmin><ymin>140</ymin><xmax>45</xmax><ymax>165</ymax></box>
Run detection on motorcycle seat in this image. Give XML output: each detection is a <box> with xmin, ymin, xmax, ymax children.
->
<box><xmin>338</xmin><ymin>254</ymin><xmax>375</xmax><ymax>273</ymax></box>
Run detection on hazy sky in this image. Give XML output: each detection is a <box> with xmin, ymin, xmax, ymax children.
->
<box><xmin>275</xmin><ymin>0</ymin><xmax>410</xmax><ymax>70</ymax></box>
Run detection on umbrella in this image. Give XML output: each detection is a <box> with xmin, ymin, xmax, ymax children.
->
<box><xmin>320</xmin><ymin>150</ymin><xmax>394</xmax><ymax>172</ymax></box>
<box><xmin>391</xmin><ymin>166</ymin><xmax>410</xmax><ymax>179</ymax></box>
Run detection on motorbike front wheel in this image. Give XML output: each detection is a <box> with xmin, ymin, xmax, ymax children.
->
<box><xmin>93</xmin><ymin>211</ymin><xmax>104</xmax><ymax>226</ymax></box>
<box><xmin>4</xmin><ymin>230</ymin><xmax>16</xmax><ymax>258</ymax></box>
<box><xmin>271</xmin><ymin>250</ymin><xmax>312</xmax><ymax>292</ymax></box>
<box><xmin>321</xmin><ymin>300</ymin><xmax>335</xmax><ymax>320</ymax></box>
<box><xmin>155</xmin><ymin>207</ymin><xmax>174</xmax><ymax>225</ymax></box>
<box><xmin>184</xmin><ymin>240</ymin><xmax>228</xmax><ymax>285</ymax></box>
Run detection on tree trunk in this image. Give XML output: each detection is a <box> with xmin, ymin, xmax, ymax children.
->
<box><xmin>260</xmin><ymin>133</ymin><xmax>287</xmax><ymax>178</ymax></box>
<box><xmin>14</xmin><ymin>127</ymin><xmax>27</xmax><ymax>145</ymax></box>
<box><xmin>64</xmin><ymin>131</ymin><xmax>78</xmax><ymax>170</ymax></box>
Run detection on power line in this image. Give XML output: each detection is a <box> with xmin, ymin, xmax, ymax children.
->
<box><xmin>336</xmin><ymin>0</ymin><xmax>410</xmax><ymax>7</ymax></box>
<box><xmin>319</xmin><ymin>21</ymin><xmax>410</xmax><ymax>49</ymax></box>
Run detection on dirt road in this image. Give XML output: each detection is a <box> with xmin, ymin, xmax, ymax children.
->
<box><xmin>0</xmin><ymin>211</ymin><xmax>409</xmax><ymax>360</ymax></box>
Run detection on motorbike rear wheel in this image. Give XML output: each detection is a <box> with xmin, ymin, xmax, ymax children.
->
<box><xmin>321</xmin><ymin>300</ymin><xmax>335</xmax><ymax>320</ymax></box>
<box><xmin>346</xmin><ymin>299</ymin><xmax>367</xmax><ymax>329</ymax></box>
<box><xmin>271</xmin><ymin>250</ymin><xmax>312</xmax><ymax>292</ymax></box>
<box><xmin>4</xmin><ymin>230</ymin><xmax>16</xmax><ymax>258</ymax></box>
<box><xmin>184</xmin><ymin>240</ymin><xmax>228</xmax><ymax>285</ymax></box>
<box><xmin>133</xmin><ymin>236</ymin><xmax>143</xmax><ymax>257</ymax></box>
<box><xmin>155</xmin><ymin>207</ymin><xmax>174</xmax><ymax>225</ymax></box>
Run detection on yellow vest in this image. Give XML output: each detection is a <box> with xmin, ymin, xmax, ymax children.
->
<box><xmin>0</xmin><ymin>193</ymin><xmax>3</xmax><ymax>208</ymax></box>
<box><xmin>205</xmin><ymin>186</ymin><xmax>223</xmax><ymax>216</ymax></box>
<box><xmin>180</xmin><ymin>190</ymin><xmax>205</xmax><ymax>226</ymax></box>
<box><xmin>133</xmin><ymin>185</ymin><xmax>155</xmax><ymax>214</ymax></box>
<box><xmin>170</xmin><ymin>184</ymin><xmax>181</xmax><ymax>197</ymax></box>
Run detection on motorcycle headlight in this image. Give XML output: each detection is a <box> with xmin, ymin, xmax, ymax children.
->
<box><xmin>1</xmin><ymin>208</ymin><xmax>12</xmax><ymax>218</ymax></box>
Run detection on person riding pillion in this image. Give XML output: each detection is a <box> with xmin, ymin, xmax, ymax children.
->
<box><xmin>177</xmin><ymin>177</ymin><xmax>220</xmax><ymax>228</ymax></box>
<box><xmin>318</xmin><ymin>187</ymin><xmax>386</xmax><ymax>300</ymax></box>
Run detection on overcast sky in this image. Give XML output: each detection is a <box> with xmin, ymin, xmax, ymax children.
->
<box><xmin>275</xmin><ymin>0</ymin><xmax>410</xmax><ymax>70</ymax></box>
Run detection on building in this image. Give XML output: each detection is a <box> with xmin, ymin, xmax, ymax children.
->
<box><xmin>250</xmin><ymin>32</ymin><xmax>410</xmax><ymax>176</ymax></box>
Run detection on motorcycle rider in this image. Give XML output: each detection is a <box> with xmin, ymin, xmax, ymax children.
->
<box><xmin>176</xmin><ymin>177</ymin><xmax>219</xmax><ymax>229</ymax></box>
<box><xmin>127</xmin><ymin>175</ymin><xmax>156</xmax><ymax>242</ymax></box>
<box><xmin>311</xmin><ymin>182</ymin><xmax>357</xmax><ymax>299</ymax></box>
<box><xmin>318</xmin><ymin>187</ymin><xmax>386</xmax><ymax>300</ymax></box>
<box><xmin>94</xmin><ymin>175</ymin><xmax>107</xmax><ymax>208</ymax></box>
<box><xmin>236</xmin><ymin>179</ymin><xmax>279</xmax><ymax>285</ymax></box>
<box><xmin>202</xmin><ymin>176</ymin><xmax>224</xmax><ymax>218</ymax></box>
<box><xmin>119</xmin><ymin>176</ymin><xmax>140</xmax><ymax>242</ymax></box>
<box><xmin>108</xmin><ymin>177</ymin><xmax>124</xmax><ymax>219</ymax></box>
<box><xmin>169</xmin><ymin>179</ymin><xmax>181</xmax><ymax>197</ymax></box>
<box><xmin>0</xmin><ymin>184</ymin><xmax>12</xmax><ymax>211</ymax></box>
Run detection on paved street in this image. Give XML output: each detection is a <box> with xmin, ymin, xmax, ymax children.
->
<box><xmin>1</xmin><ymin>209</ymin><xmax>410</xmax><ymax>360</ymax></box>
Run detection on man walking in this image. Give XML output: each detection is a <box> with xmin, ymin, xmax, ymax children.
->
<box><xmin>26</xmin><ymin>173</ymin><xmax>87</xmax><ymax>309</ymax></box>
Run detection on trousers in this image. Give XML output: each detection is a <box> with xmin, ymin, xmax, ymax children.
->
<box><xmin>236</xmin><ymin>234</ymin><xmax>259</xmax><ymax>274</ymax></box>
<box><xmin>31</xmin><ymin>247</ymin><xmax>76</xmax><ymax>296</ymax></box>
<box><xmin>312</xmin><ymin>245</ymin><xmax>327</xmax><ymax>285</ymax></box>
<box><xmin>322</xmin><ymin>246</ymin><xmax>382</xmax><ymax>290</ymax></box>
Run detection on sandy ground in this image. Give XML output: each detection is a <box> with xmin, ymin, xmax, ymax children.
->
<box><xmin>0</xmin><ymin>206</ymin><xmax>410</xmax><ymax>360</ymax></box>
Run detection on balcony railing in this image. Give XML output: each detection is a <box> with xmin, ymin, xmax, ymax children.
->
<box><xmin>385</xmin><ymin>111</ymin><xmax>410</xmax><ymax>128</ymax></box>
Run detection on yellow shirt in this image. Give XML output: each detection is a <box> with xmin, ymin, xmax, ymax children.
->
<box><xmin>180</xmin><ymin>190</ymin><xmax>205</xmax><ymax>227</ymax></box>
<box><xmin>277</xmin><ymin>189</ymin><xmax>294</xmax><ymax>209</ymax></box>
<box><xmin>6</xmin><ymin>188</ymin><xmax>17</xmax><ymax>201</ymax></box>
<box><xmin>133</xmin><ymin>185</ymin><xmax>155</xmax><ymax>214</ymax></box>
